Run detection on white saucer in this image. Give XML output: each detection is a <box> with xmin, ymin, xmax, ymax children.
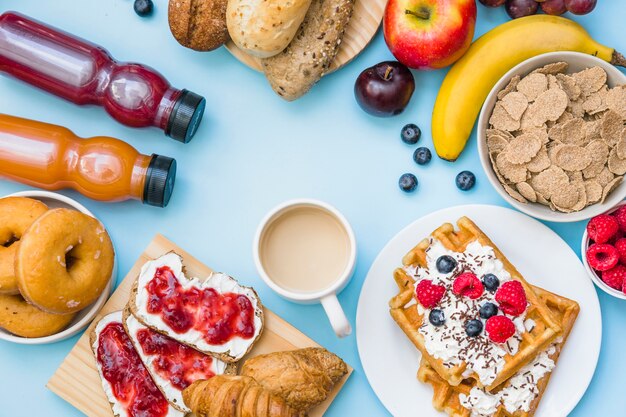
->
<box><xmin>356</xmin><ymin>204</ymin><xmax>601</xmax><ymax>417</ymax></box>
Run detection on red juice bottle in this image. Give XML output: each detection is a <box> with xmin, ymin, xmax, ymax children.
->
<box><xmin>0</xmin><ymin>11</ymin><xmax>205</xmax><ymax>143</ymax></box>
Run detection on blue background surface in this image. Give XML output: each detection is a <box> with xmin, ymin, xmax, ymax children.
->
<box><xmin>0</xmin><ymin>1</ymin><xmax>624</xmax><ymax>416</ymax></box>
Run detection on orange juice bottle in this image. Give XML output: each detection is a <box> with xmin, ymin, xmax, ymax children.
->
<box><xmin>0</xmin><ymin>114</ymin><xmax>176</xmax><ymax>207</ymax></box>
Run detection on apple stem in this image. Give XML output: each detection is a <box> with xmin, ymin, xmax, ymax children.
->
<box><xmin>405</xmin><ymin>8</ymin><xmax>430</xmax><ymax>20</ymax></box>
<box><xmin>383</xmin><ymin>66</ymin><xmax>393</xmax><ymax>80</ymax></box>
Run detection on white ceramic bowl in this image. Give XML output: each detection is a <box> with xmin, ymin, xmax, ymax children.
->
<box><xmin>0</xmin><ymin>191</ymin><xmax>117</xmax><ymax>344</ymax></box>
<box><xmin>581</xmin><ymin>201</ymin><xmax>626</xmax><ymax>300</ymax></box>
<box><xmin>478</xmin><ymin>51</ymin><xmax>626</xmax><ymax>223</ymax></box>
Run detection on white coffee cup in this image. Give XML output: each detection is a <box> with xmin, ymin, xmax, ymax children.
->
<box><xmin>253</xmin><ymin>199</ymin><xmax>356</xmax><ymax>337</ymax></box>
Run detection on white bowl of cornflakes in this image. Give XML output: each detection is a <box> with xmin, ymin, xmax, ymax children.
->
<box><xmin>478</xmin><ymin>51</ymin><xmax>626</xmax><ymax>223</ymax></box>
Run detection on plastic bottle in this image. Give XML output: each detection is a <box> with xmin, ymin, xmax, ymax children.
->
<box><xmin>0</xmin><ymin>11</ymin><xmax>205</xmax><ymax>143</ymax></box>
<box><xmin>0</xmin><ymin>114</ymin><xmax>176</xmax><ymax>207</ymax></box>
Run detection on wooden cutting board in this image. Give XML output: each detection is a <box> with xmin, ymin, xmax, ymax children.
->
<box><xmin>48</xmin><ymin>234</ymin><xmax>352</xmax><ymax>417</ymax></box>
<box><xmin>225</xmin><ymin>0</ymin><xmax>386</xmax><ymax>73</ymax></box>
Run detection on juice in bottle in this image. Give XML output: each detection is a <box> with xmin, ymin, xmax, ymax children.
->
<box><xmin>0</xmin><ymin>114</ymin><xmax>176</xmax><ymax>207</ymax></box>
<box><xmin>0</xmin><ymin>11</ymin><xmax>205</xmax><ymax>143</ymax></box>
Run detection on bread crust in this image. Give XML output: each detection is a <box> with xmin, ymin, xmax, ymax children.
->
<box><xmin>168</xmin><ymin>0</ymin><xmax>229</xmax><ymax>51</ymax></box>
<box><xmin>261</xmin><ymin>0</ymin><xmax>355</xmax><ymax>101</ymax></box>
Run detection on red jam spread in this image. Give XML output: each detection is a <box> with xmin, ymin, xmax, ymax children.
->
<box><xmin>145</xmin><ymin>266</ymin><xmax>256</xmax><ymax>345</ymax></box>
<box><xmin>96</xmin><ymin>322</ymin><xmax>170</xmax><ymax>417</ymax></box>
<box><xmin>137</xmin><ymin>327</ymin><xmax>216</xmax><ymax>391</ymax></box>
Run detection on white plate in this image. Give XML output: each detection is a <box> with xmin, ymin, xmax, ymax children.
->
<box><xmin>356</xmin><ymin>204</ymin><xmax>601</xmax><ymax>417</ymax></box>
<box><xmin>0</xmin><ymin>191</ymin><xmax>117</xmax><ymax>344</ymax></box>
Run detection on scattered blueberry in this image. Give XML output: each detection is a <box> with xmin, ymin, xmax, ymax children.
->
<box><xmin>456</xmin><ymin>170</ymin><xmax>476</xmax><ymax>191</ymax></box>
<box><xmin>465</xmin><ymin>319</ymin><xmax>484</xmax><ymax>337</ymax></box>
<box><xmin>479</xmin><ymin>302</ymin><xmax>499</xmax><ymax>319</ymax></box>
<box><xmin>134</xmin><ymin>0</ymin><xmax>154</xmax><ymax>16</ymax></box>
<box><xmin>436</xmin><ymin>255</ymin><xmax>457</xmax><ymax>274</ymax></box>
<box><xmin>413</xmin><ymin>147</ymin><xmax>432</xmax><ymax>165</ymax></box>
<box><xmin>399</xmin><ymin>173</ymin><xmax>418</xmax><ymax>192</ymax></box>
<box><xmin>482</xmin><ymin>273</ymin><xmax>500</xmax><ymax>292</ymax></box>
<box><xmin>401</xmin><ymin>124</ymin><xmax>421</xmax><ymax>145</ymax></box>
<box><xmin>429</xmin><ymin>309</ymin><xmax>446</xmax><ymax>326</ymax></box>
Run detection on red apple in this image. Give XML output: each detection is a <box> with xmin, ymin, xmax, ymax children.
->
<box><xmin>383</xmin><ymin>0</ymin><xmax>477</xmax><ymax>70</ymax></box>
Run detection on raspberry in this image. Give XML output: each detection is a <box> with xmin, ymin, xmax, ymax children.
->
<box><xmin>601</xmin><ymin>265</ymin><xmax>626</xmax><ymax>290</ymax></box>
<box><xmin>416</xmin><ymin>280</ymin><xmax>446</xmax><ymax>308</ymax></box>
<box><xmin>452</xmin><ymin>272</ymin><xmax>484</xmax><ymax>299</ymax></box>
<box><xmin>485</xmin><ymin>315</ymin><xmax>516</xmax><ymax>343</ymax></box>
<box><xmin>614</xmin><ymin>206</ymin><xmax>626</xmax><ymax>232</ymax></box>
<box><xmin>587</xmin><ymin>214</ymin><xmax>619</xmax><ymax>244</ymax></box>
<box><xmin>495</xmin><ymin>281</ymin><xmax>527</xmax><ymax>316</ymax></box>
<box><xmin>610</xmin><ymin>228</ymin><xmax>625</xmax><ymax>245</ymax></box>
<box><xmin>615</xmin><ymin>239</ymin><xmax>626</xmax><ymax>265</ymax></box>
<box><xmin>586</xmin><ymin>243</ymin><xmax>619</xmax><ymax>272</ymax></box>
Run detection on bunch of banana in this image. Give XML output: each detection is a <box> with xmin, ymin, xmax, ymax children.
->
<box><xmin>432</xmin><ymin>14</ymin><xmax>625</xmax><ymax>161</ymax></box>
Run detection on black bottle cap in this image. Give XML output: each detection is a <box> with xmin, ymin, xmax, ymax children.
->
<box><xmin>166</xmin><ymin>89</ymin><xmax>206</xmax><ymax>143</ymax></box>
<box><xmin>144</xmin><ymin>154</ymin><xmax>176</xmax><ymax>207</ymax></box>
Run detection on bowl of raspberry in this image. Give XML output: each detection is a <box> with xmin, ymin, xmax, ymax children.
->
<box><xmin>582</xmin><ymin>202</ymin><xmax>626</xmax><ymax>300</ymax></box>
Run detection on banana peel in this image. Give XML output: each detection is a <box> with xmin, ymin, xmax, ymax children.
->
<box><xmin>432</xmin><ymin>14</ymin><xmax>626</xmax><ymax>162</ymax></box>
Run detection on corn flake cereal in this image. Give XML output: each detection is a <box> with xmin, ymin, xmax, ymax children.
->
<box><xmin>504</xmin><ymin>133</ymin><xmax>541</xmax><ymax>164</ymax></box>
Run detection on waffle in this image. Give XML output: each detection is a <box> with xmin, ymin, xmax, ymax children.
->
<box><xmin>389</xmin><ymin>216</ymin><xmax>562</xmax><ymax>391</ymax></box>
<box><xmin>417</xmin><ymin>286</ymin><xmax>579</xmax><ymax>417</ymax></box>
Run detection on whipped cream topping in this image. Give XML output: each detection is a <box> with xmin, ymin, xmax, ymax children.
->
<box><xmin>405</xmin><ymin>238</ymin><xmax>530</xmax><ymax>386</ymax></box>
<box><xmin>135</xmin><ymin>252</ymin><xmax>263</xmax><ymax>360</ymax></box>
<box><xmin>459</xmin><ymin>342</ymin><xmax>558</xmax><ymax>416</ymax></box>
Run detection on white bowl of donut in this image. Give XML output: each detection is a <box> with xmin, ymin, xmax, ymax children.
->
<box><xmin>0</xmin><ymin>190</ymin><xmax>117</xmax><ymax>344</ymax></box>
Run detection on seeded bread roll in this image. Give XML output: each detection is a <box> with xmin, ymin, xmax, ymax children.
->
<box><xmin>168</xmin><ymin>0</ymin><xmax>229</xmax><ymax>51</ymax></box>
<box><xmin>227</xmin><ymin>0</ymin><xmax>313</xmax><ymax>58</ymax></box>
<box><xmin>261</xmin><ymin>0</ymin><xmax>355</xmax><ymax>101</ymax></box>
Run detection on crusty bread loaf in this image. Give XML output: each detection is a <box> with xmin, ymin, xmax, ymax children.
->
<box><xmin>226</xmin><ymin>0</ymin><xmax>313</xmax><ymax>58</ymax></box>
<box><xmin>168</xmin><ymin>0</ymin><xmax>229</xmax><ymax>51</ymax></box>
<box><xmin>261</xmin><ymin>0</ymin><xmax>355</xmax><ymax>101</ymax></box>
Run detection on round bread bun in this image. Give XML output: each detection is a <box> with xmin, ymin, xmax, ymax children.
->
<box><xmin>169</xmin><ymin>0</ymin><xmax>229</xmax><ymax>51</ymax></box>
<box><xmin>0</xmin><ymin>294</ymin><xmax>76</xmax><ymax>338</ymax></box>
<box><xmin>16</xmin><ymin>208</ymin><xmax>115</xmax><ymax>314</ymax></box>
<box><xmin>0</xmin><ymin>197</ymin><xmax>48</xmax><ymax>295</ymax></box>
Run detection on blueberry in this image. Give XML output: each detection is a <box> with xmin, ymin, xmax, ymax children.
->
<box><xmin>436</xmin><ymin>255</ymin><xmax>457</xmax><ymax>274</ymax></box>
<box><xmin>429</xmin><ymin>309</ymin><xmax>445</xmax><ymax>326</ymax></box>
<box><xmin>465</xmin><ymin>319</ymin><xmax>483</xmax><ymax>337</ymax></box>
<box><xmin>482</xmin><ymin>273</ymin><xmax>500</xmax><ymax>292</ymax></box>
<box><xmin>401</xmin><ymin>124</ymin><xmax>421</xmax><ymax>145</ymax></box>
<box><xmin>479</xmin><ymin>302</ymin><xmax>498</xmax><ymax>319</ymax></box>
<box><xmin>456</xmin><ymin>171</ymin><xmax>476</xmax><ymax>191</ymax></box>
<box><xmin>134</xmin><ymin>0</ymin><xmax>154</xmax><ymax>16</ymax></box>
<box><xmin>413</xmin><ymin>147</ymin><xmax>432</xmax><ymax>165</ymax></box>
<box><xmin>399</xmin><ymin>173</ymin><xmax>418</xmax><ymax>192</ymax></box>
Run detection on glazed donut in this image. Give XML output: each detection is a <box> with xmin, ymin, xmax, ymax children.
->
<box><xmin>16</xmin><ymin>208</ymin><xmax>115</xmax><ymax>314</ymax></box>
<box><xmin>0</xmin><ymin>197</ymin><xmax>48</xmax><ymax>295</ymax></box>
<box><xmin>0</xmin><ymin>294</ymin><xmax>76</xmax><ymax>338</ymax></box>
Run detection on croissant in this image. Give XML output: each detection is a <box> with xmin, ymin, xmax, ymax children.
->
<box><xmin>241</xmin><ymin>347</ymin><xmax>348</xmax><ymax>411</ymax></box>
<box><xmin>182</xmin><ymin>375</ymin><xmax>305</xmax><ymax>417</ymax></box>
